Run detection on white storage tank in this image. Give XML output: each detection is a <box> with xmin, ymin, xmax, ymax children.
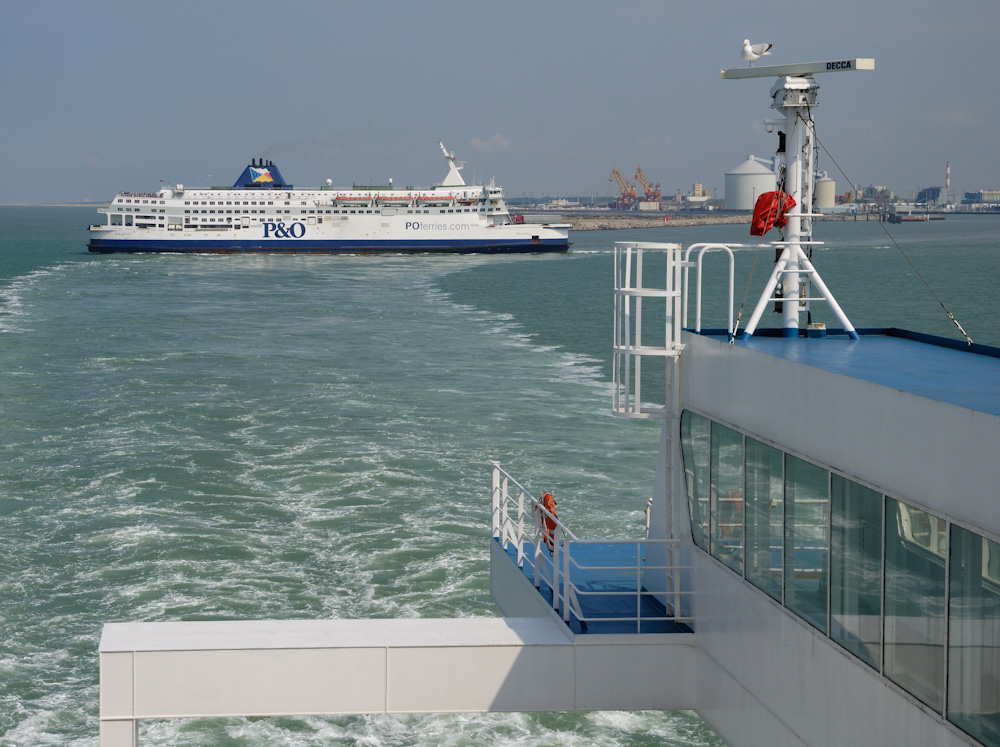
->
<box><xmin>815</xmin><ymin>175</ymin><xmax>836</xmax><ymax>209</ymax></box>
<box><xmin>725</xmin><ymin>156</ymin><xmax>776</xmax><ymax>210</ymax></box>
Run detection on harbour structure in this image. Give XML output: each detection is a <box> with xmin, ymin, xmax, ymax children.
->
<box><xmin>609</xmin><ymin>165</ymin><xmax>666</xmax><ymax>211</ymax></box>
<box><xmin>98</xmin><ymin>56</ymin><xmax>1000</xmax><ymax>747</ymax></box>
<box><xmin>725</xmin><ymin>155</ymin><xmax>778</xmax><ymax>210</ymax></box>
<box><xmin>87</xmin><ymin>142</ymin><xmax>570</xmax><ymax>255</ymax></box>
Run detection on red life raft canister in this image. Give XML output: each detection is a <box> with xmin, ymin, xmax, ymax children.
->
<box><xmin>750</xmin><ymin>190</ymin><xmax>796</xmax><ymax>236</ymax></box>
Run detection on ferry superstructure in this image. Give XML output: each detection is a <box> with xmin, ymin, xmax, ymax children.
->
<box><xmin>98</xmin><ymin>56</ymin><xmax>1000</xmax><ymax>747</ymax></box>
<box><xmin>87</xmin><ymin>142</ymin><xmax>570</xmax><ymax>255</ymax></box>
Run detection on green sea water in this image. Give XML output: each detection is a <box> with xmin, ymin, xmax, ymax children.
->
<box><xmin>0</xmin><ymin>207</ymin><xmax>997</xmax><ymax>744</ymax></box>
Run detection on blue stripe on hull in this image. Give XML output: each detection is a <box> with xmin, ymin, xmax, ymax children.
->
<box><xmin>88</xmin><ymin>237</ymin><xmax>570</xmax><ymax>255</ymax></box>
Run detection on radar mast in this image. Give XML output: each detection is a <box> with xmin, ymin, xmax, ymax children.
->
<box><xmin>722</xmin><ymin>58</ymin><xmax>874</xmax><ymax>339</ymax></box>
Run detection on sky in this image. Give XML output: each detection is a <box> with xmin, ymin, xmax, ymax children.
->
<box><xmin>1</xmin><ymin>0</ymin><xmax>997</xmax><ymax>204</ymax></box>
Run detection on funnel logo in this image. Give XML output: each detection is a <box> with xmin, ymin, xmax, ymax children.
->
<box><xmin>250</xmin><ymin>167</ymin><xmax>274</xmax><ymax>183</ymax></box>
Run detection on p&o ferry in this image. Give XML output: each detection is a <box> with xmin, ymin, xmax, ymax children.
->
<box><xmin>87</xmin><ymin>142</ymin><xmax>570</xmax><ymax>255</ymax></box>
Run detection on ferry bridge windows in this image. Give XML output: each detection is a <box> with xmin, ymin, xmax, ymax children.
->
<box><xmin>710</xmin><ymin>423</ymin><xmax>744</xmax><ymax>574</ymax></box>
<box><xmin>680</xmin><ymin>411</ymin><xmax>710</xmax><ymax>552</ymax></box>
<box><xmin>784</xmin><ymin>456</ymin><xmax>829</xmax><ymax>633</ymax></box>
<box><xmin>884</xmin><ymin>498</ymin><xmax>947</xmax><ymax>712</ymax></box>
<box><xmin>948</xmin><ymin>527</ymin><xmax>1000</xmax><ymax>746</ymax></box>
<box><xmin>745</xmin><ymin>437</ymin><xmax>784</xmax><ymax>602</ymax></box>
<box><xmin>830</xmin><ymin>476</ymin><xmax>883</xmax><ymax>669</ymax></box>
<box><xmin>679</xmin><ymin>411</ymin><xmax>988</xmax><ymax>727</ymax></box>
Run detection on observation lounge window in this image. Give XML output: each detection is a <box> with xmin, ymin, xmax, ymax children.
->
<box><xmin>948</xmin><ymin>526</ymin><xmax>1000</xmax><ymax>744</ymax></box>
<box><xmin>830</xmin><ymin>475</ymin><xmax>883</xmax><ymax>669</ymax></box>
<box><xmin>884</xmin><ymin>498</ymin><xmax>946</xmax><ymax>711</ymax></box>
<box><xmin>680</xmin><ymin>411</ymin><xmax>710</xmax><ymax>552</ymax></box>
<box><xmin>681</xmin><ymin>410</ymin><xmax>999</xmax><ymax>729</ymax></box>
<box><xmin>710</xmin><ymin>423</ymin><xmax>744</xmax><ymax>574</ymax></box>
<box><xmin>745</xmin><ymin>437</ymin><xmax>784</xmax><ymax>601</ymax></box>
<box><xmin>784</xmin><ymin>456</ymin><xmax>829</xmax><ymax>633</ymax></box>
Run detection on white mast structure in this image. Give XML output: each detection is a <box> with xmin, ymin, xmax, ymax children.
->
<box><xmin>438</xmin><ymin>140</ymin><xmax>467</xmax><ymax>187</ymax></box>
<box><xmin>722</xmin><ymin>59</ymin><xmax>874</xmax><ymax>340</ymax></box>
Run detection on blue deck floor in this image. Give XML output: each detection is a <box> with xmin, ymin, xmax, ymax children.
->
<box><xmin>730</xmin><ymin>328</ymin><xmax>1000</xmax><ymax>417</ymax></box>
<box><xmin>498</xmin><ymin>539</ymin><xmax>692</xmax><ymax>635</ymax></box>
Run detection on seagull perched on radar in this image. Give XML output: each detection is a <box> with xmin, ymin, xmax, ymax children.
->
<box><xmin>742</xmin><ymin>39</ymin><xmax>773</xmax><ymax>67</ymax></box>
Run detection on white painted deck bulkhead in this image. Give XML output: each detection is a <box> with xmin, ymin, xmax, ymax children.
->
<box><xmin>675</xmin><ymin>330</ymin><xmax>1000</xmax><ymax>747</ymax></box>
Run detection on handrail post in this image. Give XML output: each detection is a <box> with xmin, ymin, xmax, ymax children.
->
<box><xmin>636</xmin><ymin>541</ymin><xmax>643</xmax><ymax>633</ymax></box>
<box><xmin>533</xmin><ymin>518</ymin><xmax>542</xmax><ymax>590</ymax></box>
<box><xmin>499</xmin><ymin>476</ymin><xmax>511</xmax><ymax>545</ymax></box>
<box><xmin>516</xmin><ymin>488</ymin><xmax>525</xmax><ymax>567</ymax></box>
<box><xmin>563</xmin><ymin>540</ymin><xmax>572</xmax><ymax>623</ymax></box>
<box><xmin>490</xmin><ymin>461</ymin><xmax>501</xmax><ymax>539</ymax></box>
<box><xmin>551</xmin><ymin>540</ymin><xmax>561</xmax><ymax>613</ymax></box>
<box><xmin>684</xmin><ymin>243</ymin><xmax>737</xmax><ymax>336</ymax></box>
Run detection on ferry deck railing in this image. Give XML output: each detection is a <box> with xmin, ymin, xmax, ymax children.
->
<box><xmin>612</xmin><ymin>241</ymin><xmax>742</xmax><ymax>421</ymax></box>
<box><xmin>491</xmin><ymin>462</ymin><xmax>693</xmax><ymax>632</ymax></box>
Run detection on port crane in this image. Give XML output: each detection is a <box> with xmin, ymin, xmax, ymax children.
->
<box><xmin>609</xmin><ymin>167</ymin><xmax>638</xmax><ymax>210</ymax></box>
<box><xmin>632</xmin><ymin>166</ymin><xmax>662</xmax><ymax>203</ymax></box>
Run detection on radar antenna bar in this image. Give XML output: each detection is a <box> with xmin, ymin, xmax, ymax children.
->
<box><xmin>721</xmin><ymin>58</ymin><xmax>874</xmax><ymax>79</ymax></box>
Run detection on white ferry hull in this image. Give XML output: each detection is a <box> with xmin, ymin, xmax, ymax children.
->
<box><xmin>87</xmin><ymin>233</ymin><xmax>570</xmax><ymax>255</ymax></box>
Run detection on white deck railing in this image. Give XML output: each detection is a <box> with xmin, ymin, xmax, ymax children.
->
<box><xmin>490</xmin><ymin>462</ymin><xmax>693</xmax><ymax>632</ymax></box>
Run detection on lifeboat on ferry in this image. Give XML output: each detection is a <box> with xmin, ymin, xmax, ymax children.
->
<box><xmin>416</xmin><ymin>194</ymin><xmax>454</xmax><ymax>206</ymax></box>
<box><xmin>335</xmin><ymin>194</ymin><xmax>373</xmax><ymax>207</ymax></box>
<box><xmin>377</xmin><ymin>195</ymin><xmax>414</xmax><ymax>207</ymax></box>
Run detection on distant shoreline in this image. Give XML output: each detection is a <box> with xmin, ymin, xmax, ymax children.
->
<box><xmin>558</xmin><ymin>211</ymin><xmax>980</xmax><ymax>231</ymax></box>
<box><xmin>564</xmin><ymin>214</ymin><xmax>748</xmax><ymax>231</ymax></box>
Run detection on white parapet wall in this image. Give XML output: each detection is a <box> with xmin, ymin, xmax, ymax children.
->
<box><xmin>99</xmin><ymin>616</ymin><xmax>697</xmax><ymax>746</ymax></box>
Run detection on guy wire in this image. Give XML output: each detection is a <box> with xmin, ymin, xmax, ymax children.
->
<box><xmin>812</xmin><ymin>131</ymin><xmax>973</xmax><ymax>345</ymax></box>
